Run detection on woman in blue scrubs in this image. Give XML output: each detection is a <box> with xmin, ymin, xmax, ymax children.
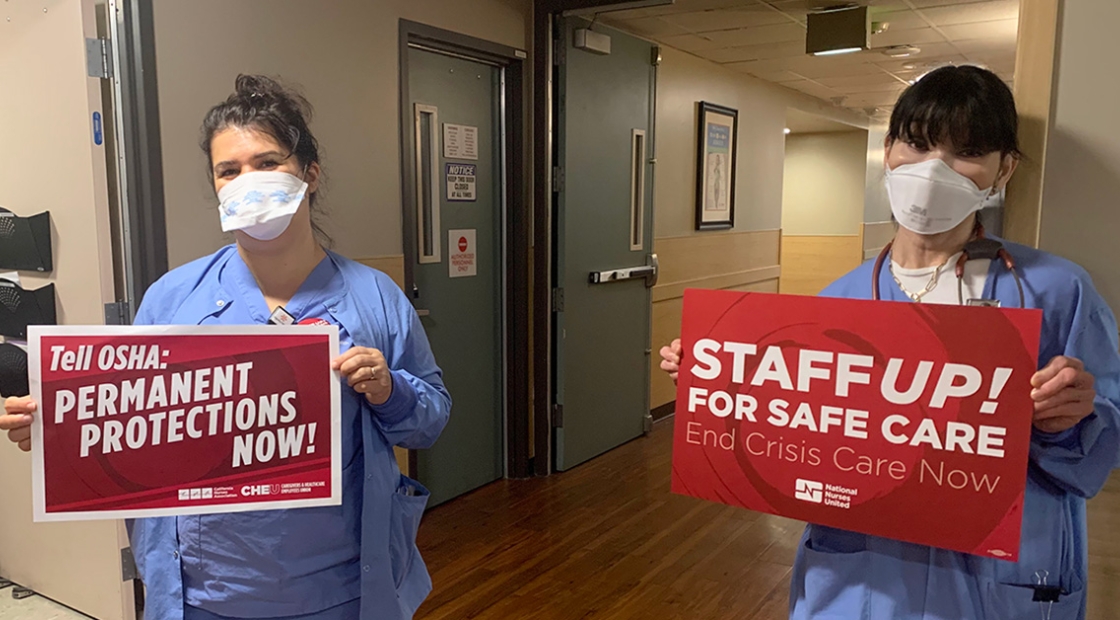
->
<box><xmin>660</xmin><ymin>66</ymin><xmax>1120</xmax><ymax>619</ymax></box>
<box><xmin>3</xmin><ymin>75</ymin><xmax>451</xmax><ymax>619</ymax></box>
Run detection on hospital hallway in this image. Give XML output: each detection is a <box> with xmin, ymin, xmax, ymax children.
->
<box><xmin>413</xmin><ymin>417</ymin><xmax>1120</xmax><ymax>620</ymax></box>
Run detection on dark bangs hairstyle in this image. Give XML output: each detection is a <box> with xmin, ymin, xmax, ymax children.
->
<box><xmin>888</xmin><ymin>65</ymin><xmax>1022</xmax><ymax>159</ymax></box>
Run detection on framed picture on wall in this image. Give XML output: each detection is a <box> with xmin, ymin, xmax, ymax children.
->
<box><xmin>695</xmin><ymin>101</ymin><xmax>738</xmax><ymax>230</ymax></box>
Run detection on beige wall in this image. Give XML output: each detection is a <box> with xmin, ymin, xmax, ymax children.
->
<box><xmin>864</xmin><ymin>122</ymin><xmax>891</xmax><ymax>224</ymax></box>
<box><xmin>781</xmin><ymin>131</ymin><xmax>868</xmax><ymax>236</ymax></box>
<box><xmin>778</xmin><ymin>130</ymin><xmax>868</xmax><ymax>296</ymax></box>
<box><xmin>653</xmin><ymin>46</ymin><xmax>867</xmax><ymax>237</ymax></box>
<box><xmin>152</xmin><ymin>0</ymin><xmax>530</xmax><ymax>268</ymax></box>
<box><xmin>1036</xmin><ymin>0</ymin><xmax>1120</xmax><ymax>313</ymax></box>
<box><xmin>0</xmin><ymin>0</ymin><xmax>131</xmax><ymax>617</ymax></box>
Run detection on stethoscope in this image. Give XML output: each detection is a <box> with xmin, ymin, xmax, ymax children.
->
<box><xmin>871</xmin><ymin>225</ymin><xmax>1026</xmax><ymax>308</ymax></box>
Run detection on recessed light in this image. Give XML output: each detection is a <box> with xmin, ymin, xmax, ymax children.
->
<box><xmin>813</xmin><ymin>47</ymin><xmax>863</xmax><ymax>56</ymax></box>
<box><xmin>784</xmin><ymin>128</ymin><xmax>792</xmax><ymax>135</ymax></box>
<box><xmin>902</xmin><ymin>62</ymin><xmax>919</xmax><ymax>70</ymax></box>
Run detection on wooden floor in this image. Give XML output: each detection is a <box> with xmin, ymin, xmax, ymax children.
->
<box><xmin>416</xmin><ymin>417</ymin><xmax>1120</xmax><ymax>620</ymax></box>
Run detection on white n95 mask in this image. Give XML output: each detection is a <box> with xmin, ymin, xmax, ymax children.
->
<box><xmin>217</xmin><ymin>171</ymin><xmax>308</xmax><ymax>241</ymax></box>
<box><xmin>885</xmin><ymin>158</ymin><xmax>993</xmax><ymax>235</ymax></box>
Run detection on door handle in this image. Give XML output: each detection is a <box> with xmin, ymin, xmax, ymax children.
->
<box><xmin>588</xmin><ymin>253</ymin><xmax>659</xmax><ymax>288</ymax></box>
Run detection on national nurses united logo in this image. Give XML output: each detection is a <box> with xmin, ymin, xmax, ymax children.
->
<box><xmin>794</xmin><ymin>479</ymin><xmax>823</xmax><ymax>504</ymax></box>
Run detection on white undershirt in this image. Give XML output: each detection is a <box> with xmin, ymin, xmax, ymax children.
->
<box><xmin>890</xmin><ymin>252</ymin><xmax>991</xmax><ymax>305</ymax></box>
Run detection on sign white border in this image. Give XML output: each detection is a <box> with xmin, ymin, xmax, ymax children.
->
<box><xmin>29</xmin><ymin>325</ymin><xmax>342</xmax><ymax>522</ymax></box>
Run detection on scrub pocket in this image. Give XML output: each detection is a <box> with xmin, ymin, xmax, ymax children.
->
<box><xmin>389</xmin><ymin>474</ymin><xmax>430</xmax><ymax>589</ymax></box>
<box><xmin>791</xmin><ymin>537</ymin><xmax>873</xmax><ymax>620</ymax></box>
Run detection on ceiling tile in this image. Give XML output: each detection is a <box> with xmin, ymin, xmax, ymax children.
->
<box><xmin>919</xmin><ymin>0</ymin><xmax>1019</xmax><ymax>26</ymax></box>
<box><xmin>816</xmin><ymin>71</ymin><xmax>909</xmax><ymax>88</ymax></box>
<box><xmin>873</xmin><ymin>54</ymin><xmax>969</xmax><ymax>72</ymax></box>
<box><xmin>872</xmin><ymin>9</ymin><xmax>928</xmax><ymax>31</ymax></box>
<box><xmin>604</xmin><ymin>0</ymin><xmax>749</xmax><ymax>20</ymax></box>
<box><xmin>611</xmin><ymin>0</ymin><xmax>1021</xmax><ymax>116</ymax></box>
<box><xmin>905</xmin><ymin>0</ymin><xmax>990</xmax><ymax>8</ymax></box>
<box><xmin>782</xmin><ymin>79</ymin><xmax>845</xmax><ymax>101</ymax></box>
<box><xmin>879</xmin><ymin>40</ymin><xmax>964</xmax><ymax>58</ymax></box>
<box><xmin>604</xmin><ymin>16</ymin><xmax>691</xmax><ymax>38</ymax></box>
<box><xmin>951</xmin><ymin>37</ymin><xmax>1017</xmax><ymax>54</ymax></box>
<box><xmin>786</xmin><ymin>58</ymin><xmax>895</xmax><ymax>80</ymax></box>
<box><xmin>741</xmin><ymin>69</ymin><xmax>805</xmax><ymax>83</ymax></box>
<box><xmin>938</xmin><ymin>18</ymin><xmax>1018</xmax><ymax>41</ymax></box>
<box><xmin>698</xmin><ymin>40</ymin><xmax>805</xmax><ymax>63</ymax></box>
<box><xmin>656</xmin><ymin>33</ymin><xmax>726</xmax><ymax>52</ymax></box>
<box><xmin>665</xmin><ymin>6</ymin><xmax>793</xmax><ymax>32</ymax></box>
<box><xmin>699</xmin><ymin>22</ymin><xmax>807</xmax><ymax>47</ymax></box>
<box><xmin>870</xmin><ymin>26</ymin><xmax>948</xmax><ymax>47</ymax></box>
<box><xmin>830</xmin><ymin>81</ymin><xmax>911</xmax><ymax>94</ymax></box>
<box><xmin>844</xmin><ymin>90</ymin><xmax>910</xmax><ymax>106</ymax></box>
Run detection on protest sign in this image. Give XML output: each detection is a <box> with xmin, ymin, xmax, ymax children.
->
<box><xmin>29</xmin><ymin>325</ymin><xmax>341</xmax><ymax>522</ymax></box>
<box><xmin>671</xmin><ymin>290</ymin><xmax>1042</xmax><ymax>560</ymax></box>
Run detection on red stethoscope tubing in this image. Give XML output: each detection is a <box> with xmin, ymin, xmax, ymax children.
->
<box><xmin>871</xmin><ymin>226</ymin><xmax>1025</xmax><ymax>307</ymax></box>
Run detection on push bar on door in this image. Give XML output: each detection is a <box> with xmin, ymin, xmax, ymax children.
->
<box><xmin>588</xmin><ymin>254</ymin><xmax>659</xmax><ymax>288</ymax></box>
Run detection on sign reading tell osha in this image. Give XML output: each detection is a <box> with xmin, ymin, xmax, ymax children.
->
<box><xmin>671</xmin><ymin>290</ymin><xmax>1042</xmax><ymax>560</ymax></box>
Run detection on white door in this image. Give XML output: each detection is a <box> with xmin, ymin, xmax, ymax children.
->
<box><xmin>0</xmin><ymin>0</ymin><xmax>135</xmax><ymax>617</ymax></box>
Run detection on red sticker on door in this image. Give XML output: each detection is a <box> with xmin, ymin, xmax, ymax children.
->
<box><xmin>449</xmin><ymin>229</ymin><xmax>477</xmax><ymax>279</ymax></box>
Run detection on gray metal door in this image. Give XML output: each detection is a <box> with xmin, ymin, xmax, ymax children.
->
<box><xmin>407</xmin><ymin>47</ymin><xmax>504</xmax><ymax>505</ymax></box>
<box><xmin>553</xmin><ymin>20</ymin><xmax>656</xmax><ymax>471</ymax></box>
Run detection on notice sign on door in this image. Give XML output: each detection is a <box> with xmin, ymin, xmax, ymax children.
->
<box><xmin>447</xmin><ymin>163</ymin><xmax>477</xmax><ymax>202</ymax></box>
<box><xmin>448</xmin><ymin>229</ymin><xmax>477</xmax><ymax>278</ymax></box>
<box><xmin>443</xmin><ymin>123</ymin><xmax>479</xmax><ymax>160</ymax></box>
<box><xmin>28</xmin><ymin>325</ymin><xmax>343</xmax><ymax>521</ymax></box>
<box><xmin>671</xmin><ymin>290</ymin><xmax>1042</xmax><ymax>560</ymax></box>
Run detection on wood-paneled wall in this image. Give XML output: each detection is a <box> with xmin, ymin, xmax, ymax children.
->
<box><xmin>355</xmin><ymin>255</ymin><xmax>406</xmax><ymax>290</ymax></box>
<box><xmin>649</xmin><ymin>230</ymin><xmax>782</xmax><ymax>409</ymax></box>
<box><xmin>778</xmin><ymin>235</ymin><xmax>862</xmax><ymax>297</ymax></box>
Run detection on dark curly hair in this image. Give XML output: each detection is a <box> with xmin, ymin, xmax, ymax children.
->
<box><xmin>201</xmin><ymin>74</ymin><xmax>329</xmax><ymax>244</ymax></box>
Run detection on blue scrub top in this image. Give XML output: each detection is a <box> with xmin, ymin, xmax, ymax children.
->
<box><xmin>128</xmin><ymin>247</ymin><xmax>451</xmax><ymax>620</ymax></box>
<box><xmin>791</xmin><ymin>238</ymin><xmax>1120</xmax><ymax>620</ymax></box>
<box><xmin>178</xmin><ymin>254</ymin><xmax>365</xmax><ymax>617</ymax></box>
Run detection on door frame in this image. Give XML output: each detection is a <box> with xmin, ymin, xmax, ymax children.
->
<box><xmin>397</xmin><ymin>20</ymin><xmax>531</xmax><ymax>479</ymax></box>
<box><xmin>532</xmin><ymin>1</ymin><xmax>663</xmax><ymax>476</ymax></box>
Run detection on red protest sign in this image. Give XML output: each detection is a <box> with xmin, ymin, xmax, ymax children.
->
<box><xmin>28</xmin><ymin>326</ymin><xmax>341</xmax><ymax>522</ymax></box>
<box><xmin>671</xmin><ymin>290</ymin><xmax>1042</xmax><ymax>560</ymax></box>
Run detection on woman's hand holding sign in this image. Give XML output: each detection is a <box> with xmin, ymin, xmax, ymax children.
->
<box><xmin>333</xmin><ymin>347</ymin><xmax>393</xmax><ymax>406</ymax></box>
<box><xmin>1</xmin><ymin>396</ymin><xmax>36</xmax><ymax>452</ymax></box>
<box><xmin>1031</xmin><ymin>356</ymin><xmax>1096</xmax><ymax>434</ymax></box>
<box><xmin>660</xmin><ymin>339</ymin><xmax>683</xmax><ymax>384</ymax></box>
